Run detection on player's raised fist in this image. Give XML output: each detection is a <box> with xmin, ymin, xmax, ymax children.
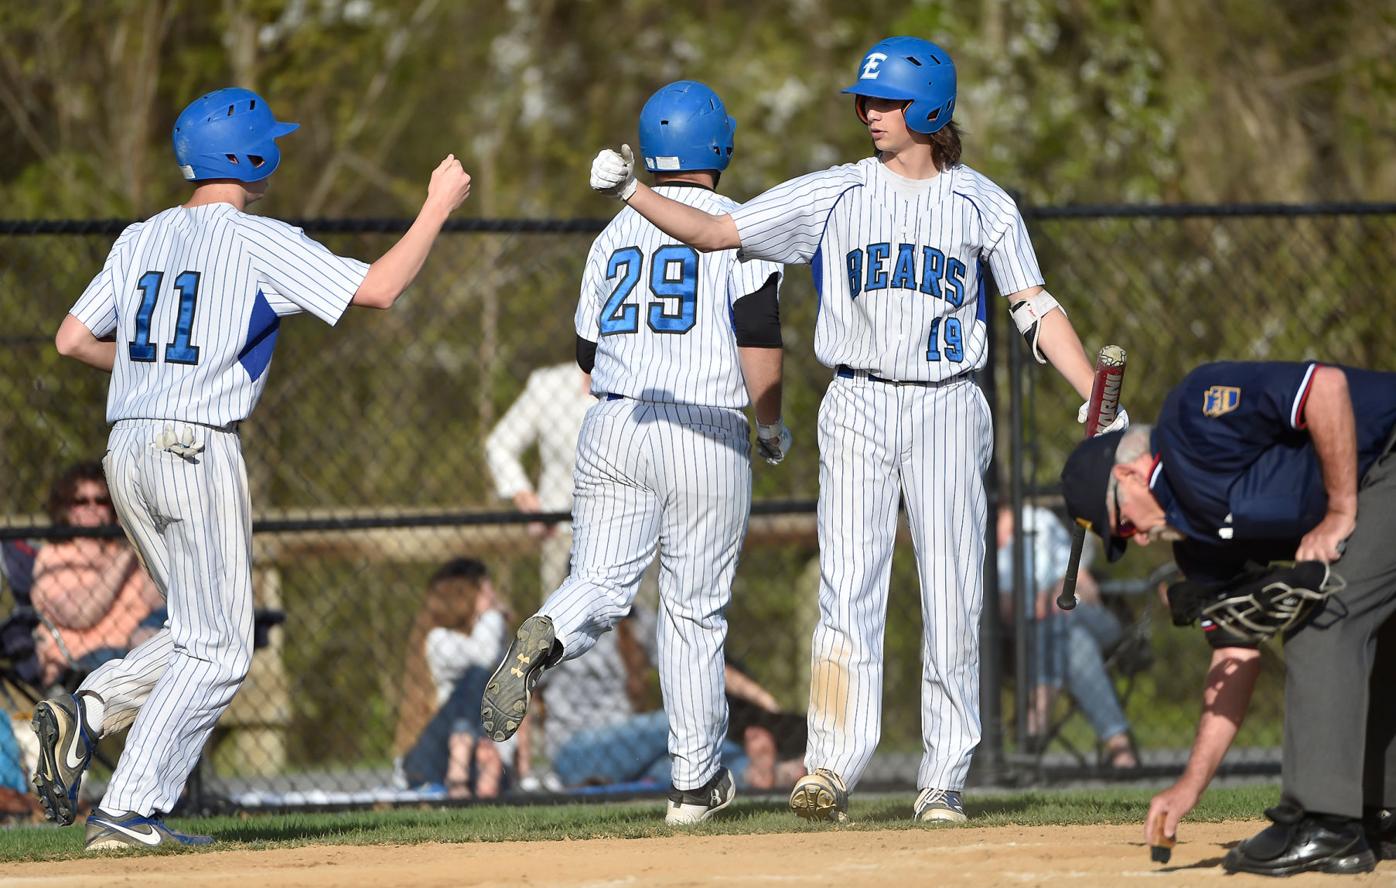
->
<box><xmin>590</xmin><ymin>144</ymin><xmax>637</xmax><ymax>200</ymax></box>
<box><xmin>427</xmin><ymin>154</ymin><xmax>472</xmax><ymax>213</ymax></box>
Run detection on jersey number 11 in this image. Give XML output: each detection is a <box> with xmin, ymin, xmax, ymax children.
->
<box><xmin>129</xmin><ymin>270</ymin><xmax>202</xmax><ymax>365</ymax></box>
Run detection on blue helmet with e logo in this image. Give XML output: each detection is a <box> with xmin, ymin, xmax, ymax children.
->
<box><xmin>842</xmin><ymin>37</ymin><xmax>957</xmax><ymax>134</ymax></box>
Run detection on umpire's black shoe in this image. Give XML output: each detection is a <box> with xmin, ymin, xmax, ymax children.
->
<box><xmin>1223</xmin><ymin>805</ymin><xmax>1376</xmax><ymax>876</ymax></box>
<box><xmin>481</xmin><ymin>614</ymin><xmax>559</xmax><ymax>742</ymax></box>
<box><xmin>1364</xmin><ymin>807</ymin><xmax>1396</xmax><ymax>860</ymax></box>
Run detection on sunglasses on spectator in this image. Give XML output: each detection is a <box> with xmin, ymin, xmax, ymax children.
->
<box><xmin>70</xmin><ymin>496</ymin><xmax>111</xmax><ymax>507</ymax></box>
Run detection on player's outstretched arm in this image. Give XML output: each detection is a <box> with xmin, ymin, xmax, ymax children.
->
<box><xmin>1144</xmin><ymin>645</ymin><xmax>1261</xmax><ymax>843</ymax></box>
<box><xmin>353</xmin><ymin>155</ymin><xmax>472</xmax><ymax>309</ymax></box>
<box><xmin>55</xmin><ymin>314</ymin><xmax>115</xmax><ymax>372</ymax></box>
<box><xmin>589</xmin><ymin>145</ymin><xmax>740</xmax><ymax>252</ymax></box>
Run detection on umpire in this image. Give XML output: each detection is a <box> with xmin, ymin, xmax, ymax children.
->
<box><xmin>1061</xmin><ymin>360</ymin><xmax>1396</xmax><ymax>877</ymax></box>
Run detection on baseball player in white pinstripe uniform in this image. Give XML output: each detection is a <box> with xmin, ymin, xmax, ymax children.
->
<box><xmin>589</xmin><ymin>38</ymin><xmax>1126</xmax><ymax>823</ymax></box>
<box><xmin>482</xmin><ymin>81</ymin><xmax>788</xmax><ymax>825</ymax></box>
<box><xmin>34</xmin><ymin>87</ymin><xmax>471</xmax><ymax>850</ymax></box>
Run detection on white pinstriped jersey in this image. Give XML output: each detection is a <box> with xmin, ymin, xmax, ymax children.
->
<box><xmin>730</xmin><ymin>159</ymin><xmax>1042</xmax><ymax>382</ymax></box>
<box><xmin>69</xmin><ymin>203</ymin><xmax>368</xmax><ymax>426</ymax></box>
<box><xmin>578</xmin><ymin>184</ymin><xmax>783</xmax><ymax>409</ymax></box>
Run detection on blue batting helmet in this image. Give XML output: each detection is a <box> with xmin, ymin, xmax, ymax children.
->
<box><xmin>172</xmin><ymin>88</ymin><xmax>299</xmax><ymax>183</ymax></box>
<box><xmin>842</xmin><ymin>37</ymin><xmax>956</xmax><ymax>134</ymax></box>
<box><xmin>638</xmin><ymin>81</ymin><xmax>735</xmax><ymax>173</ymax></box>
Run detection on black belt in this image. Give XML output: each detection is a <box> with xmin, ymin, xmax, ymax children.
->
<box><xmin>835</xmin><ymin>365</ymin><xmax>932</xmax><ymax>387</ymax></box>
<box><xmin>604</xmin><ymin>393</ymin><xmax>625</xmax><ymax>401</ymax></box>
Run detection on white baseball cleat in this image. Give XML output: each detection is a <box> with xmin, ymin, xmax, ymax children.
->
<box><xmin>665</xmin><ymin>768</ymin><xmax>735</xmax><ymax>825</ymax></box>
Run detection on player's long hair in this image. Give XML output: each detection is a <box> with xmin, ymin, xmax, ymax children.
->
<box><xmin>393</xmin><ymin>558</ymin><xmax>502</xmax><ymax>756</ymax></box>
<box><xmin>931</xmin><ymin>121</ymin><xmax>963</xmax><ymax>171</ymax></box>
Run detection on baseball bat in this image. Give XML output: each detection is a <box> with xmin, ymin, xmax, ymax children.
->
<box><xmin>1057</xmin><ymin>345</ymin><xmax>1128</xmax><ymax>611</ymax></box>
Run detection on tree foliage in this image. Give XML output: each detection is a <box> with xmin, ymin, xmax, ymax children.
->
<box><xmin>0</xmin><ymin>0</ymin><xmax>1390</xmax><ymax>218</ymax></box>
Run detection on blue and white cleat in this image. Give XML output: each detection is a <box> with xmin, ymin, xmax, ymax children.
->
<box><xmin>31</xmin><ymin>694</ymin><xmax>95</xmax><ymax>826</ymax></box>
<box><xmin>84</xmin><ymin>808</ymin><xmax>214</xmax><ymax>851</ymax></box>
<box><xmin>913</xmin><ymin>787</ymin><xmax>967</xmax><ymax>823</ymax></box>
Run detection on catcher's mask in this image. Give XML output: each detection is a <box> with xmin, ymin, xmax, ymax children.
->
<box><xmin>1167</xmin><ymin>560</ymin><xmax>1343</xmax><ymax>644</ymax></box>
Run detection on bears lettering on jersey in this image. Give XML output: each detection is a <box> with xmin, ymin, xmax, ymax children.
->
<box><xmin>845</xmin><ymin>243</ymin><xmax>967</xmax><ymax>306</ymax></box>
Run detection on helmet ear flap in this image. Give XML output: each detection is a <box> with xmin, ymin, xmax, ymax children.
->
<box><xmin>854</xmin><ymin>95</ymin><xmax>871</xmax><ymax>124</ymax></box>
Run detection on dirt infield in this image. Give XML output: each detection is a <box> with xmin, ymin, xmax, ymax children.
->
<box><xmin>2</xmin><ymin>821</ymin><xmax>1391</xmax><ymax>886</ymax></box>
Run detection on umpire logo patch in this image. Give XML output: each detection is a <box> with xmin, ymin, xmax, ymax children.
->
<box><xmin>1202</xmin><ymin>385</ymin><xmax>1241</xmax><ymax>417</ymax></box>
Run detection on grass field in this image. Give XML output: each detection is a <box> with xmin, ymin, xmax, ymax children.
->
<box><xmin>0</xmin><ymin>783</ymin><xmax>1282</xmax><ymax>862</ymax></box>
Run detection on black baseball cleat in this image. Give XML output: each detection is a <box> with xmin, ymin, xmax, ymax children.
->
<box><xmin>481</xmin><ymin>615</ymin><xmax>558</xmax><ymax>742</ymax></box>
<box><xmin>666</xmin><ymin>768</ymin><xmax>735</xmax><ymax>825</ymax></box>
<box><xmin>31</xmin><ymin>694</ymin><xmax>96</xmax><ymax>826</ymax></box>
<box><xmin>1223</xmin><ymin>805</ymin><xmax>1376</xmax><ymax>876</ymax></box>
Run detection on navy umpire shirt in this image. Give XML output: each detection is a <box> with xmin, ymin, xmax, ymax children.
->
<box><xmin>1150</xmin><ymin>361</ymin><xmax>1396</xmax><ymax>585</ymax></box>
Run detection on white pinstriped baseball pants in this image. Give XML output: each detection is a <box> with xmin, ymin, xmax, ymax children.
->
<box><xmin>82</xmin><ymin>419</ymin><xmax>255</xmax><ymax>815</ymax></box>
<box><xmin>538</xmin><ymin>397</ymin><xmax>751</xmax><ymax>791</ymax></box>
<box><xmin>808</xmin><ymin>373</ymin><xmax>992</xmax><ymax>793</ymax></box>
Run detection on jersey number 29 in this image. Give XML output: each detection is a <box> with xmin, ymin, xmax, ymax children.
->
<box><xmin>129</xmin><ymin>270</ymin><xmax>202</xmax><ymax>365</ymax></box>
<box><xmin>599</xmin><ymin>245</ymin><xmax>698</xmax><ymax>336</ymax></box>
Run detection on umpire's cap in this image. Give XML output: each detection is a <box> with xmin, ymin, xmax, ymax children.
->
<box><xmin>1060</xmin><ymin>430</ymin><xmax>1131</xmax><ymax>563</ymax></box>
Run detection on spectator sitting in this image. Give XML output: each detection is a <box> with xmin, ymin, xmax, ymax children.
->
<box><xmin>537</xmin><ymin>607</ymin><xmax>805</xmax><ymax>791</ymax></box>
<box><xmin>550</xmin><ymin>662</ymin><xmax>807</xmax><ymax>792</ymax></box>
<box><xmin>996</xmin><ymin>504</ymin><xmax>1138</xmax><ymax>768</ymax></box>
<box><xmin>32</xmin><ymin>463</ymin><xmax>163</xmax><ymax>688</ymax></box>
<box><xmin>394</xmin><ymin>558</ymin><xmax>516</xmax><ymax>798</ymax></box>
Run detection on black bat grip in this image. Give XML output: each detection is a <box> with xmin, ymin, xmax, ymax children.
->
<box><xmin>1057</xmin><ymin>525</ymin><xmax>1086</xmax><ymax>611</ymax></box>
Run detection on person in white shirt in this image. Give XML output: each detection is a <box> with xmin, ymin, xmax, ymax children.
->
<box><xmin>484</xmin><ymin>363</ymin><xmax>595</xmax><ymax>595</ymax></box>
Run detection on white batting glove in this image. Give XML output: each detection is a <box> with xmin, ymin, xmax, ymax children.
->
<box><xmin>154</xmin><ymin>425</ymin><xmax>204</xmax><ymax>458</ymax></box>
<box><xmin>756</xmin><ymin>420</ymin><xmax>793</xmax><ymax>466</ymax></box>
<box><xmin>590</xmin><ymin>144</ymin><xmax>637</xmax><ymax>200</ymax></box>
<box><xmin>1077</xmin><ymin>402</ymin><xmax>1130</xmax><ymax>435</ymax></box>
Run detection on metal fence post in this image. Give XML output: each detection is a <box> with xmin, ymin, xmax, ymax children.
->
<box><xmin>977</xmin><ymin>268</ymin><xmax>1006</xmax><ymax>784</ymax></box>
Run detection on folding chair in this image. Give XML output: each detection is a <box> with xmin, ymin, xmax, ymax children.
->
<box><xmin>1029</xmin><ymin>562</ymin><xmax>1176</xmax><ymax>772</ymax></box>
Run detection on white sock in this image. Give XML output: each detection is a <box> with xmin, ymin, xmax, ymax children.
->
<box><xmin>77</xmin><ymin>693</ymin><xmax>105</xmax><ymax>736</ymax></box>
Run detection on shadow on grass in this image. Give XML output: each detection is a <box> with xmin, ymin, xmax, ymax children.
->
<box><xmin>210</xmin><ymin>821</ymin><xmax>376</xmax><ymax>843</ymax></box>
<box><xmin>206</xmin><ymin>809</ymin><xmax>463</xmax><ymax>844</ymax></box>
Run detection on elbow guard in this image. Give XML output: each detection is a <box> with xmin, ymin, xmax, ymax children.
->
<box><xmin>732</xmin><ymin>273</ymin><xmax>782</xmax><ymax>348</ymax></box>
<box><xmin>1009</xmin><ymin>290</ymin><xmax>1065</xmax><ymax>364</ymax></box>
<box><xmin>576</xmin><ymin>336</ymin><xmax>598</xmax><ymax>374</ymax></box>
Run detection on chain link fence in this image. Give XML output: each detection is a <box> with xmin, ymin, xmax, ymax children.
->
<box><xmin>0</xmin><ymin>204</ymin><xmax>1391</xmax><ymax>813</ymax></box>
